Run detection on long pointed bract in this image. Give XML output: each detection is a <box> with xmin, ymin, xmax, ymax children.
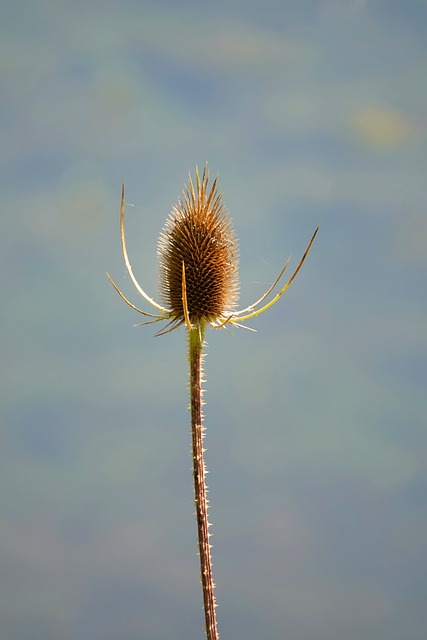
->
<box><xmin>234</xmin><ymin>226</ymin><xmax>319</xmax><ymax>322</ymax></box>
<box><xmin>234</xmin><ymin>256</ymin><xmax>291</xmax><ymax>316</ymax></box>
<box><xmin>120</xmin><ymin>183</ymin><xmax>170</xmax><ymax>314</ymax></box>
<box><xmin>106</xmin><ymin>272</ymin><xmax>164</xmax><ymax>318</ymax></box>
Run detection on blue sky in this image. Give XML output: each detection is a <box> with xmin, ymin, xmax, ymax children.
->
<box><xmin>1</xmin><ymin>1</ymin><xmax>426</xmax><ymax>639</ymax></box>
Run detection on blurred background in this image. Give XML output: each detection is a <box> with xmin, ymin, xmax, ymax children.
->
<box><xmin>1</xmin><ymin>1</ymin><xmax>426</xmax><ymax>639</ymax></box>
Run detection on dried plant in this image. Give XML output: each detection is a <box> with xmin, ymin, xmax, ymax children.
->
<box><xmin>107</xmin><ymin>166</ymin><xmax>318</xmax><ymax>640</ymax></box>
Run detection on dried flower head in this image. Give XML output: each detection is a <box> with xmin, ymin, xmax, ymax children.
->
<box><xmin>107</xmin><ymin>165</ymin><xmax>318</xmax><ymax>336</ymax></box>
<box><xmin>157</xmin><ymin>167</ymin><xmax>239</xmax><ymax>325</ymax></box>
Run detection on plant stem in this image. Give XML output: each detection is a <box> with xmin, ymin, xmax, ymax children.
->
<box><xmin>188</xmin><ymin>321</ymin><xmax>219</xmax><ymax>640</ymax></box>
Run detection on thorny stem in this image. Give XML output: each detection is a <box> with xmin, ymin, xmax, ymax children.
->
<box><xmin>188</xmin><ymin>320</ymin><xmax>219</xmax><ymax>640</ymax></box>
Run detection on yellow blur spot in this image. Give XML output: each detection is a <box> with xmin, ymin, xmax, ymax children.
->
<box><xmin>350</xmin><ymin>106</ymin><xmax>413</xmax><ymax>148</ymax></box>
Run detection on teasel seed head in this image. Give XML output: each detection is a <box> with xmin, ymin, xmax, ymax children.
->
<box><xmin>107</xmin><ymin>164</ymin><xmax>318</xmax><ymax>336</ymax></box>
<box><xmin>157</xmin><ymin>166</ymin><xmax>240</xmax><ymax>326</ymax></box>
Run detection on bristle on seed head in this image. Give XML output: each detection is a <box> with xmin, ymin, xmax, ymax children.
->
<box><xmin>157</xmin><ymin>166</ymin><xmax>240</xmax><ymax>324</ymax></box>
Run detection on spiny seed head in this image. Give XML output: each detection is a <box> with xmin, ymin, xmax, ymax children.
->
<box><xmin>157</xmin><ymin>166</ymin><xmax>239</xmax><ymax>324</ymax></box>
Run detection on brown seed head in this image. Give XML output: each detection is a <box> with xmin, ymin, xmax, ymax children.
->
<box><xmin>157</xmin><ymin>166</ymin><xmax>240</xmax><ymax>324</ymax></box>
